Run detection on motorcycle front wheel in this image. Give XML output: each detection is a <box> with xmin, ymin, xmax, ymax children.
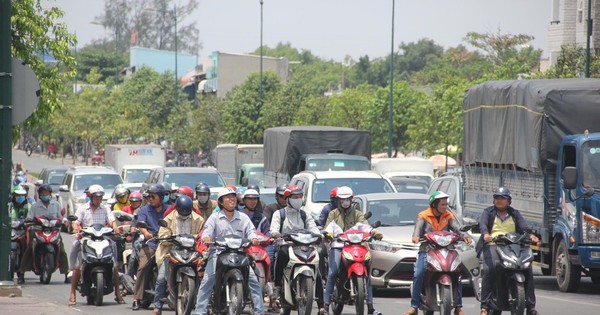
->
<box><xmin>353</xmin><ymin>276</ymin><xmax>366</xmax><ymax>315</ymax></box>
<box><xmin>228</xmin><ymin>279</ymin><xmax>244</xmax><ymax>315</ymax></box>
<box><xmin>40</xmin><ymin>253</ymin><xmax>54</xmax><ymax>284</ymax></box>
<box><xmin>440</xmin><ymin>284</ymin><xmax>453</xmax><ymax>315</ymax></box>
<box><xmin>296</xmin><ymin>275</ymin><xmax>314</xmax><ymax>315</ymax></box>
<box><xmin>176</xmin><ymin>274</ymin><xmax>196</xmax><ymax>315</ymax></box>
<box><xmin>509</xmin><ymin>280</ymin><xmax>525</xmax><ymax>315</ymax></box>
<box><xmin>95</xmin><ymin>272</ymin><xmax>104</xmax><ymax>306</ymax></box>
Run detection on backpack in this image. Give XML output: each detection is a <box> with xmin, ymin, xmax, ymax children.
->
<box><xmin>279</xmin><ymin>208</ymin><xmax>307</xmax><ymax>234</ymax></box>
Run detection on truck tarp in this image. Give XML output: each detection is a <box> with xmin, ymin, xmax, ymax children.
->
<box><xmin>264</xmin><ymin>126</ymin><xmax>371</xmax><ymax>176</ymax></box>
<box><xmin>463</xmin><ymin>79</ymin><xmax>600</xmax><ymax>171</ymax></box>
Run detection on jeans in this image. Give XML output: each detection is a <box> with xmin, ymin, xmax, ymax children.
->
<box><xmin>411</xmin><ymin>251</ymin><xmax>463</xmax><ymax>308</ymax></box>
<box><xmin>154</xmin><ymin>258</ymin><xmax>169</xmax><ymax>310</ymax></box>
<box><xmin>127</xmin><ymin>236</ymin><xmax>143</xmax><ymax>277</ymax></box>
<box><xmin>324</xmin><ymin>248</ymin><xmax>375</xmax><ymax>305</ymax></box>
<box><xmin>192</xmin><ymin>251</ymin><xmax>264</xmax><ymax>315</ymax></box>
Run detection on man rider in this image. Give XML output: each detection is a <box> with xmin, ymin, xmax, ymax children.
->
<box><xmin>151</xmin><ymin>195</ymin><xmax>204</xmax><ymax>315</ymax></box>
<box><xmin>242</xmin><ymin>189</ymin><xmax>270</xmax><ymax>235</ymax></box>
<box><xmin>68</xmin><ymin>184</ymin><xmax>124</xmax><ymax>306</ymax></box>
<box><xmin>404</xmin><ymin>191</ymin><xmax>470</xmax><ymax>315</ymax></box>
<box><xmin>262</xmin><ymin>184</ymin><xmax>288</xmax><ymax>222</ymax></box>
<box><xmin>191</xmin><ymin>186</ymin><xmax>265</xmax><ymax>315</ymax></box>
<box><xmin>193</xmin><ymin>182</ymin><xmax>217</xmax><ymax>222</ymax></box>
<box><xmin>477</xmin><ymin>187</ymin><xmax>540</xmax><ymax>315</ymax></box>
<box><xmin>323</xmin><ymin>186</ymin><xmax>383</xmax><ymax>315</ymax></box>
<box><xmin>246</xmin><ymin>184</ymin><xmax>267</xmax><ymax>213</ymax></box>
<box><xmin>10</xmin><ymin>186</ymin><xmax>31</xmax><ymax>284</ymax></box>
<box><xmin>112</xmin><ymin>186</ymin><xmax>131</xmax><ymax>211</ymax></box>
<box><xmin>163</xmin><ymin>186</ymin><xmax>200</xmax><ymax>217</ymax></box>
<box><xmin>318</xmin><ymin>187</ymin><xmax>338</xmax><ymax>227</ymax></box>
<box><xmin>132</xmin><ymin>184</ymin><xmax>169</xmax><ymax>310</ymax></box>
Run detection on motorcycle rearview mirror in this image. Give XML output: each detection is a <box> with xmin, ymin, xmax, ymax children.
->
<box><xmin>158</xmin><ymin>219</ymin><xmax>168</xmax><ymax>228</ymax></box>
<box><xmin>364</xmin><ymin>212</ymin><xmax>372</xmax><ymax>220</ymax></box>
<box><xmin>460</xmin><ymin>224</ymin><xmax>477</xmax><ymax>232</ymax></box>
<box><xmin>136</xmin><ymin>221</ymin><xmax>149</xmax><ymax>229</ymax></box>
<box><xmin>67</xmin><ymin>215</ymin><xmax>78</xmax><ymax>222</ymax></box>
<box><xmin>371</xmin><ymin>220</ymin><xmax>381</xmax><ymax>228</ymax></box>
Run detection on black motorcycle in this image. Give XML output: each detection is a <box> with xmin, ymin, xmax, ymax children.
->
<box><xmin>10</xmin><ymin>219</ymin><xmax>26</xmax><ymax>281</ymax></box>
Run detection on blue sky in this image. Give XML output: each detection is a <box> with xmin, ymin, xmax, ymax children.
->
<box><xmin>48</xmin><ymin>0</ymin><xmax>551</xmax><ymax>61</ymax></box>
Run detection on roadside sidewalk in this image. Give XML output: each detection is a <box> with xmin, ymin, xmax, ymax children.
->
<box><xmin>0</xmin><ymin>295</ymin><xmax>81</xmax><ymax>315</ymax></box>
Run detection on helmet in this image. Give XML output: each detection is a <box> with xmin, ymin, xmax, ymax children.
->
<box><xmin>37</xmin><ymin>184</ymin><xmax>52</xmax><ymax>194</ymax></box>
<box><xmin>275</xmin><ymin>184</ymin><xmax>289</xmax><ymax>196</ymax></box>
<box><xmin>336</xmin><ymin>186</ymin><xmax>353</xmax><ymax>199</ymax></box>
<box><xmin>175</xmin><ymin>195</ymin><xmax>193</xmax><ymax>217</ymax></box>
<box><xmin>236</xmin><ymin>187</ymin><xmax>247</xmax><ymax>196</ymax></box>
<box><xmin>147</xmin><ymin>184</ymin><xmax>166</xmax><ymax>197</ymax></box>
<box><xmin>493</xmin><ymin>187</ymin><xmax>512</xmax><ymax>200</ymax></box>
<box><xmin>16</xmin><ymin>170</ymin><xmax>25</xmax><ymax>177</ymax></box>
<box><xmin>243</xmin><ymin>189</ymin><xmax>260</xmax><ymax>199</ymax></box>
<box><xmin>129</xmin><ymin>191</ymin><xmax>143</xmax><ymax>202</ymax></box>
<box><xmin>329</xmin><ymin>187</ymin><xmax>338</xmax><ymax>199</ymax></box>
<box><xmin>89</xmin><ymin>184</ymin><xmax>105</xmax><ymax>197</ymax></box>
<box><xmin>161</xmin><ymin>182</ymin><xmax>174</xmax><ymax>192</ymax></box>
<box><xmin>15</xmin><ymin>175</ymin><xmax>27</xmax><ymax>185</ymax></box>
<box><xmin>283</xmin><ymin>185</ymin><xmax>303</xmax><ymax>199</ymax></box>
<box><xmin>13</xmin><ymin>186</ymin><xmax>27</xmax><ymax>195</ymax></box>
<box><xmin>177</xmin><ymin>186</ymin><xmax>194</xmax><ymax>199</ymax></box>
<box><xmin>195</xmin><ymin>182</ymin><xmax>211</xmax><ymax>194</ymax></box>
<box><xmin>429</xmin><ymin>191</ymin><xmax>449</xmax><ymax>205</ymax></box>
<box><xmin>218</xmin><ymin>186</ymin><xmax>237</xmax><ymax>200</ymax></box>
<box><xmin>246</xmin><ymin>184</ymin><xmax>260</xmax><ymax>194</ymax></box>
<box><xmin>114</xmin><ymin>186</ymin><xmax>130</xmax><ymax>198</ymax></box>
<box><xmin>20</xmin><ymin>183</ymin><xmax>30</xmax><ymax>192</ymax></box>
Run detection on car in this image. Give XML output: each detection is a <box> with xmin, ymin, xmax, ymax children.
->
<box><xmin>289</xmin><ymin>170</ymin><xmax>397</xmax><ymax>223</ymax></box>
<box><xmin>259</xmin><ymin>187</ymin><xmax>276</xmax><ymax>206</ymax></box>
<box><xmin>34</xmin><ymin>166</ymin><xmax>69</xmax><ymax>201</ymax></box>
<box><xmin>426</xmin><ymin>172</ymin><xmax>464</xmax><ymax>220</ymax></box>
<box><xmin>58</xmin><ymin>166</ymin><xmax>123</xmax><ymax>218</ymax></box>
<box><xmin>141</xmin><ymin>167</ymin><xmax>227</xmax><ymax>195</ymax></box>
<box><xmin>389</xmin><ymin>177</ymin><xmax>430</xmax><ymax>194</ymax></box>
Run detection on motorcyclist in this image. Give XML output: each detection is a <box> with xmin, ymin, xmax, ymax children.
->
<box><xmin>323</xmin><ymin>186</ymin><xmax>383</xmax><ymax>315</ymax></box>
<box><xmin>20</xmin><ymin>183</ymin><xmax>35</xmax><ymax>204</ymax></box>
<box><xmin>132</xmin><ymin>184</ymin><xmax>169</xmax><ymax>311</ymax></box>
<box><xmin>165</xmin><ymin>182</ymin><xmax>179</xmax><ymax>205</ymax></box>
<box><xmin>236</xmin><ymin>187</ymin><xmax>247</xmax><ymax>211</ymax></box>
<box><xmin>163</xmin><ymin>186</ymin><xmax>200</xmax><ymax>217</ymax></box>
<box><xmin>122</xmin><ymin>191</ymin><xmax>144</xmax><ymax>278</ymax></box>
<box><xmin>20</xmin><ymin>184</ymin><xmax>69</xmax><ymax>284</ymax></box>
<box><xmin>10</xmin><ymin>185</ymin><xmax>31</xmax><ymax>284</ymax></box>
<box><xmin>13</xmin><ymin>170</ymin><xmax>27</xmax><ymax>188</ymax></box>
<box><xmin>68</xmin><ymin>184</ymin><xmax>124</xmax><ymax>306</ymax></box>
<box><xmin>403</xmin><ymin>191</ymin><xmax>470</xmax><ymax>315</ymax></box>
<box><xmin>123</xmin><ymin>191</ymin><xmax>144</xmax><ymax>215</ymax></box>
<box><xmin>191</xmin><ymin>186</ymin><xmax>265</xmax><ymax>315</ymax></box>
<box><xmin>151</xmin><ymin>195</ymin><xmax>204</xmax><ymax>315</ymax></box>
<box><xmin>246</xmin><ymin>184</ymin><xmax>267</xmax><ymax>213</ymax></box>
<box><xmin>477</xmin><ymin>187</ymin><xmax>540</xmax><ymax>315</ymax></box>
<box><xmin>193</xmin><ymin>182</ymin><xmax>217</xmax><ymax>222</ymax></box>
<box><xmin>318</xmin><ymin>187</ymin><xmax>338</xmax><ymax>227</ymax></box>
<box><xmin>242</xmin><ymin>189</ymin><xmax>270</xmax><ymax>235</ymax></box>
<box><xmin>112</xmin><ymin>186</ymin><xmax>131</xmax><ymax>211</ymax></box>
<box><xmin>269</xmin><ymin>185</ymin><xmax>325</xmax><ymax>314</ymax></box>
<box><xmin>262</xmin><ymin>184</ymin><xmax>288</xmax><ymax>222</ymax></box>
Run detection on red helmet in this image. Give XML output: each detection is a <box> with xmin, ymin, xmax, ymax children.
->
<box><xmin>329</xmin><ymin>187</ymin><xmax>338</xmax><ymax>199</ymax></box>
<box><xmin>283</xmin><ymin>185</ymin><xmax>303</xmax><ymax>198</ymax></box>
<box><xmin>177</xmin><ymin>186</ymin><xmax>194</xmax><ymax>199</ymax></box>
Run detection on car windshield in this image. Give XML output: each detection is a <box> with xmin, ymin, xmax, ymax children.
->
<box><xmin>582</xmin><ymin>140</ymin><xmax>600</xmax><ymax>189</ymax></box>
<box><xmin>366</xmin><ymin>198</ymin><xmax>429</xmax><ymax>226</ymax></box>
<box><xmin>247</xmin><ymin>167</ymin><xmax>264</xmax><ymax>186</ymax></box>
<box><xmin>390</xmin><ymin>175</ymin><xmax>432</xmax><ymax>187</ymax></box>
<box><xmin>312</xmin><ymin>178</ymin><xmax>395</xmax><ymax>203</ymax></box>
<box><xmin>74</xmin><ymin>174</ymin><xmax>122</xmax><ymax>191</ymax></box>
<box><xmin>306</xmin><ymin>159</ymin><xmax>370</xmax><ymax>172</ymax></box>
<box><xmin>125</xmin><ymin>169</ymin><xmax>152</xmax><ymax>183</ymax></box>
<box><xmin>165</xmin><ymin>173</ymin><xmax>226</xmax><ymax>188</ymax></box>
<box><xmin>47</xmin><ymin>169</ymin><xmax>67</xmax><ymax>185</ymax></box>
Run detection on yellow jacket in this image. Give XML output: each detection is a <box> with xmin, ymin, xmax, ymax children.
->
<box><xmin>155</xmin><ymin>211</ymin><xmax>204</xmax><ymax>266</ymax></box>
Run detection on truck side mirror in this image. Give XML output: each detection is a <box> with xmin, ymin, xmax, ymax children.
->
<box><xmin>563</xmin><ymin>166</ymin><xmax>577</xmax><ymax>189</ymax></box>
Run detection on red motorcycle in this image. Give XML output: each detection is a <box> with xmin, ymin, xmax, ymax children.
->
<box><xmin>28</xmin><ymin>216</ymin><xmax>63</xmax><ymax>284</ymax></box>
<box><xmin>244</xmin><ymin>232</ymin><xmax>273</xmax><ymax>303</ymax></box>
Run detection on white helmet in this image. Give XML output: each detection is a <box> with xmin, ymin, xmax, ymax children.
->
<box><xmin>243</xmin><ymin>189</ymin><xmax>260</xmax><ymax>199</ymax></box>
<box><xmin>218</xmin><ymin>186</ymin><xmax>237</xmax><ymax>200</ymax></box>
<box><xmin>88</xmin><ymin>184</ymin><xmax>105</xmax><ymax>197</ymax></box>
<box><xmin>337</xmin><ymin>186</ymin><xmax>353</xmax><ymax>199</ymax></box>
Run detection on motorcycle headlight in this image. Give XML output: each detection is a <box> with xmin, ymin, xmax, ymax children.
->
<box><xmin>502</xmin><ymin>260</ymin><xmax>517</xmax><ymax>269</ymax></box>
<box><xmin>497</xmin><ymin>248</ymin><xmax>519</xmax><ymax>265</ymax></box>
<box><xmin>522</xmin><ymin>261</ymin><xmax>531</xmax><ymax>269</ymax></box>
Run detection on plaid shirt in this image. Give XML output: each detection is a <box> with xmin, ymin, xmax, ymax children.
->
<box><xmin>74</xmin><ymin>202</ymin><xmax>115</xmax><ymax>227</ymax></box>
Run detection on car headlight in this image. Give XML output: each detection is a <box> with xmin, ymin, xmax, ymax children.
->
<box><xmin>369</xmin><ymin>240</ymin><xmax>404</xmax><ymax>253</ymax></box>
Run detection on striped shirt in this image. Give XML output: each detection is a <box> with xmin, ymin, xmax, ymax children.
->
<box><xmin>74</xmin><ymin>202</ymin><xmax>115</xmax><ymax>227</ymax></box>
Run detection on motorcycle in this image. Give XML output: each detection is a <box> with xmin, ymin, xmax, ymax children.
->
<box><xmin>134</xmin><ymin>221</ymin><xmax>160</xmax><ymax>309</ymax></box>
<box><xmin>113</xmin><ymin>211</ymin><xmax>136</xmax><ymax>295</ymax></box>
<box><xmin>25</xmin><ymin>145</ymin><xmax>33</xmax><ymax>156</ymax></box>
<box><xmin>328</xmin><ymin>219</ymin><xmax>380</xmax><ymax>315</ymax></box>
<box><xmin>244</xmin><ymin>232</ymin><xmax>273</xmax><ymax>305</ymax></box>
<box><xmin>473</xmin><ymin>232</ymin><xmax>534</xmax><ymax>315</ymax></box>
<box><xmin>10</xmin><ymin>219</ymin><xmax>26</xmax><ymax>281</ymax></box>
<box><xmin>28</xmin><ymin>216</ymin><xmax>63</xmax><ymax>284</ymax></box>
<box><xmin>278</xmin><ymin>229</ymin><xmax>321</xmax><ymax>315</ymax></box>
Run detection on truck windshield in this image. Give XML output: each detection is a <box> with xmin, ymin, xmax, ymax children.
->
<box><xmin>582</xmin><ymin>140</ymin><xmax>600</xmax><ymax>189</ymax></box>
<box><xmin>312</xmin><ymin>178</ymin><xmax>395</xmax><ymax>203</ymax></box>
<box><xmin>306</xmin><ymin>159</ymin><xmax>369</xmax><ymax>172</ymax></box>
<box><xmin>247</xmin><ymin>167</ymin><xmax>264</xmax><ymax>186</ymax></box>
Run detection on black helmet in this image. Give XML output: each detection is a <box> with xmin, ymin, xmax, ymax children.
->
<box><xmin>246</xmin><ymin>184</ymin><xmax>260</xmax><ymax>194</ymax></box>
<box><xmin>37</xmin><ymin>184</ymin><xmax>52</xmax><ymax>194</ymax></box>
<box><xmin>175</xmin><ymin>195</ymin><xmax>193</xmax><ymax>217</ymax></box>
<box><xmin>275</xmin><ymin>184</ymin><xmax>288</xmax><ymax>196</ymax></box>
<box><xmin>161</xmin><ymin>182</ymin><xmax>174</xmax><ymax>192</ymax></box>
<box><xmin>195</xmin><ymin>182</ymin><xmax>210</xmax><ymax>194</ymax></box>
<box><xmin>147</xmin><ymin>184</ymin><xmax>166</xmax><ymax>197</ymax></box>
<box><xmin>493</xmin><ymin>186</ymin><xmax>512</xmax><ymax>200</ymax></box>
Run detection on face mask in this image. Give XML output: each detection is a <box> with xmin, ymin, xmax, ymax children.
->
<box><xmin>340</xmin><ymin>199</ymin><xmax>352</xmax><ymax>209</ymax></box>
<box><xmin>237</xmin><ymin>204</ymin><xmax>245</xmax><ymax>211</ymax></box>
<box><xmin>15</xmin><ymin>196</ymin><xmax>26</xmax><ymax>204</ymax></box>
<box><xmin>288</xmin><ymin>198</ymin><xmax>303</xmax><ymax>210</ymax></box>
<box><xmin>162</xmin><ymin>195</ymin><xmax>169</xmax><ymax>203</ymax></box>
<box><xmin>40</xmin><ymin>195</ymin><xmax>51</xmax><ymax>203</ymax></box>
<box><xmin>197</xmin><ymin>195</ymin><xmax>209</xmax><ymax>204</ymax></box>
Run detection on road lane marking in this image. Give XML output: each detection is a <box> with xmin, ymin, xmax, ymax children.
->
<box><xmin>536</xmin><ymin>294</ymin><xmax>600</xmax><ymax>307</ymax></box>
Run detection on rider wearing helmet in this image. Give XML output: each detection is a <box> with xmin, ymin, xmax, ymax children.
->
<box><xmin>477</xmin><ymin>187</ymin><xmax>540</xmax><ymax>315</ymax></box>
<box><xmin>193</xmin><ymin>182</ymin><xmax>217</xmax><ymax>221</ymax></box>
<box><xmin>13</xmin><ymin>171</ymin><xmax>27</xmax><ymax>188</ymax></box>
<box><xmin>160</xmin><ymin>182</ymin><xmax>175</xmax><ymax>205</ymax></box>
<box><xmin>246</xmin><ymin>184</ymin><xmax>267</xmax><ymax>213</ymax></box>
<box><xmin>163</xmin><ymin>186</ymin><xmax>201</xmax><ymax>217</ymax></box>
<box><xmin>112</xmin><ymin>185</ymin><xmax>131</xmax><ymax>211</ymax></box>
<box><xmin>122</xmin><ymin>191</ymin><xmax>143</xmax><ymax>215</ymax></box>
<box><xmin>235</xmin><ymin>187</ymin><xmax>247</xmax><ymax>211</ymax></box>
<box><xmin>166</xmin><ymin>182</ymin><xmax>180</xmax><ymax>204</ymax></box>
<box><xmin>403</xmin><ymin>191</ymin><xmax>470</xmax><ymax>315</ymax></box>
<box><xmin>10</xmin><ymin>186</ymin><xmax>31</xmax><ymax>284</ymax></box>
<box><xmin>263</xmin><ymin>183</ymin><xmax>289</xmax><ymax>222</ymax></box>
<box><xmin>318</xmin><ymin>187</ymin><xmax>339</xmax><ymax>227</ymax></box>
<box><xmin>152</xmin><ymin>195</ymin><xmax>204</xmax><ymax>315</ymax></box>
<box><xmin>242</xmin><ymin>189</ymin><xmax>270</xmax><ymax>236</ymax></box>
<box><xmin>132</xmin><ymin>183</ymin><xmax>169</xmax><ymax>310</ymax></box>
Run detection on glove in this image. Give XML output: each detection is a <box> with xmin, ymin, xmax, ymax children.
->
<box><xmin>371</xmin><ymin>230</ymin><xmax>383</xmax><ymax>240</ymax></box>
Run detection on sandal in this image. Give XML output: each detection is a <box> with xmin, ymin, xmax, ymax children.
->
<box><xmin>68</xmin><ymin>295</ymin><xmax>76</xmax><ymax>306</ymax></box>
<box><xmin>404</xmin><ymin>307</ymin><xmax>418</xmax><ymax>315</ymax></box>
<box><xmin>114</xmin><ymin>296</ymin><xmax>126</xmax><ymax>304</ymax></box>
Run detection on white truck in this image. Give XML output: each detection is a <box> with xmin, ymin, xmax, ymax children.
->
<box><xmin>214</xmin><ymin>144</ymin><xmax>264</xmax><ymax>186</ymax></box>
<box><xmin>371</xmin><ymin>157</ymin><xmax>434</xmax><ymax>186</ymax></box>
<box><xmin>104</xmin><ymin>144</ymin><xmax>166</xmax><ymax>183</ymax></box>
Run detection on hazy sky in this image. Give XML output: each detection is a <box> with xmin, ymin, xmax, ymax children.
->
<box><xmin>48</xmin><ymin>0</ymin><xmax>551</xmax><ymax>62</ymax></box>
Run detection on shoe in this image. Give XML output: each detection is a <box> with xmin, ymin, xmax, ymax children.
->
<box><xmin>480</xmin><ymin>309</ymin><xmax>489</xmax><ymax>315</ymax></box>
<box><xmin>17</xmin><ymin>274</ymin><xmax>25</xmax><ymax>285</ymax></box>
<box><xmin>150</xmin><ymin>308</ymin><xmax>161</xmax><ymax>315</ymax></box>
<box><xmin>68</xmin><ymin>294</ymin><xmax>77</xmax><ymax>306</ymax></box>
<box><xmin>454</xmin><ymin>307</ymin><xmax>464</xmax><ymax>315</ymax></box>
<box><xmin>115</xmin><ymin>296</ymin><xmax>126</xmax><ymax>304</ymax></box>
<box><xmin>368</xmin><ymin>310</ymin><xmax>382</xmax><ymax>315</ymax></box>
<box><xmin>318</xmin><ymin>308</ymin><xmax>329</xmax><ymax>315</ymax></box>
<box><xmin>64</xmin><ymin>274</ymin><xmax>70</xmax><ymax>284</ymax></box>
<box><xmin>403</xmin><ymin>307</ymin><xmax>418</xmax><ymax>315</ymax></box>
<box><xmin>132</xmin><ymin>300</ymin><xmax>140</xmax><ymax>310</ymax></box>
<box><xmin>527</xmin><ymin>309</ymin><xmax>540</xmax><ymax>315</ymax></box>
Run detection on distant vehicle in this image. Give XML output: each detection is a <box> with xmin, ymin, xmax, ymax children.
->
<box><xmin>34</xmin><ymin>166</ymin><xmax>69</xmax><ymax>201</ymax></box>
<box><xmin>141</xmin><ymin>167</ymin><xmax>226</xmax><ymax>194</ymax></box>
<box><xmin>259</xmin><ymin>187</ymin><xmax>276</xmax><ymax>206</ymax></box>
<box><xmin>104</xmin><ymin>144</ymin><xmax>166</xmax><ymax>178</ymax></box>
<box><xmin>213</xmin><ymin>144</ymin><xmax>263</xmax><ymax>186</ymax></box>
<box><xmin>121</xmin><ymin>164</ymin><xmax>162</xmax><ymax>184</ymax></box>
<box><xmin>91</xmin><ymin>151</ymin><xmax>105</xmax><ymax>166</ymax></box>
<box><xmin>389</xmin><ymin>177</ymin><xmax>429</xmax><ymax>194</ymax></box>
<box><xmin>371</xmin><ymin>158</ymin><xmax>434</xmax><ymax>187</ymax></box>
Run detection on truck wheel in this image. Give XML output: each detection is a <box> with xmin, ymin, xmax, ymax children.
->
<box><xmin>555</xmin><ymin>240</ymin><xmax>581</xmax><ymax>292</ymax></box>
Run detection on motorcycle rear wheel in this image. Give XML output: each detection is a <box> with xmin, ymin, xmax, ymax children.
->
<box><xmin>40</xmin><ymin>253</ymin><xmax>54</xmax><ymax>284</ymax></box>
<box><xmin>176</xmin><ymin>274</ymin><xmax>196</xmax><ymax>315</ymax></box>
<box><xmin>353</xmin><ymin>276</ymin><xmax>366</xmax><ymax>315</ymax></box>
<box><xmin>330</xmin><ymin>278</ymin><xmax>344</xmax><ymax>315</ymax></box>
<box><xmin>95</xmin><ymin>272</ymin><xmax>104</xmax><ymax>306</ymax></box>
<box><xmin>228</xmin><ymin>279</ymin><xmax>244</xmax><ymax>315</ymax></box>
<box><xmin>297</xmin><ymin>275</ymin><xmax>314</xmax><ymax>315</ymax></box>
<box><xmin>509</xmin><ymin>281</ymin><xmax>525</xmax><ymax>315</ymax></box>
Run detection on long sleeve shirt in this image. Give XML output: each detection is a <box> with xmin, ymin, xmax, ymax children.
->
<box><xmin>202</xmin><ymin>210</ymin><xmax>257</xmax><ymax>254</ymax></box>
<box><xmin>27</xmin><ymin>200</ymin><xmax>62</xmax><ymax>221</ymax></box>
<box><xmin>270</xmin><ymin>206</ymin><xmax>319</xmax><ymax>238</ymax></box>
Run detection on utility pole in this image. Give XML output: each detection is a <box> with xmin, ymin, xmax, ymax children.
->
<box><xmin>174</xmin><ymin>3</ymin><xmax>179</xmax><ymax>106</ymax></box>
<box><xmin>259</xmin><ymin>0</ymin><xmax>264</xmax><ymax>107</ymax></box>
<box><xmin>586</xmin><ymin>0</ymin><xmax>592</xmax><ymax>78</ymax></box>
<box><xmin>388</xmin><ymin>0</ymin><xmax>395</xmax><ymax>158</ymax></box>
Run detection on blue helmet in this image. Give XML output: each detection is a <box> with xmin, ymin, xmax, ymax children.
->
<box><xmin>493</xmin><ymin>187</ymin><xmax>512</xmax><ymax>200</ymax></box>
<box><xmin>175</xmin><ymin>195</ymin><xmax>193</xmax><ymax>217</ymax></box>
<box><xmin>147</xmin><ymin>184</ymin><xmax>166</xmax><ymax>197</ymax></box>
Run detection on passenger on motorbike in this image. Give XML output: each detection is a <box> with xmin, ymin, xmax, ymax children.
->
<box><xmin>10</xmin><ymin>186</ymin><xmax>31</xmax><ymax>284</ymax></box>
<box><xmin>20</xmin><ymin>183</ymin><xmax>35</xmax><ymax>204</ymax></box>
<box><xmin>246</xmin><ymin>184</ymin><xmax>267</xmax><ymax>213</ymax></box>
<box><xmin>132</xmin><ymin>184</ymin><xmax>169</xmax><ymax>310</ymax></box>
<box><xmin>404</xmin><ymin>191</ymin><xmax>470</xmax><ymax>315</ymax></box>
<box><xmin>165</xmin><ymin>182</ymin><xmax>179</xmax><ymax>205</ymax></box>
<box><xmin>112</xmin><ymin>186</ymin><xmax>131</xmax><ymax>211</ymax></box>
<box><xmin>318</xmin><ymin>187</ymin><xmax>338</xmax><ymax>227</ymax></box>
<box><xmin>123</xmin><ymin>191</ymin><xmax>144</xmax><ymax>215</ymax></box>
<box><xmin>13</xmin><ymin>170</ymin><xmax>27</xmax><ymax>188</ymax></box>
<box><xmin>477</xmin><ymin>187</ymin><xmax>540</xmax><ymax>315</ymax></box>
<box><xmin>323</xmin><ymin>186</ymin><xmax>383</xmax><ymax>315</ymax></box>
<box><xmin>164</xmin><ymin>186</ymin><xmax>200</xmax><ymax>217</ymax></box>
<box><xmin>193</xmin><ymin>182</ymin><xmax>217</xmax><ymax>222</ymax></box>
<box><xmin>262</xmin><ymin>184</ymin><xmax>288</xmax><ymax>223</ymax></box>
<box><xmin>69</xmin><ymin>184</ymin><xmax>124</xmax><ymax>305</ymax></box>
<box><xmin>20</xmin><ymin>184</ymin><xmax>69</xmax><ymax>283</ymax></box>
<box><xmin>152</xmin><ymin>195</ymin><xmax>204</xmax><ymax>315</ymax></box>
<box><xmin>236</xmin><ymin>187</ymin><xmax>247</xmax><ymax>211</ymax></box>
<box><xmin>123</xmin><ymin>191</ymin><xmax>144</xmax><ymax>278</ymax></box>
<box><xmin>191</xmin><ymin>186</ymin><xmax>265</xmax><ymax>315</ymax></box>
<box><xmin>241</xmin><ymin>189</ymin><xmax>271</xmax><ymax>236</ymax></box>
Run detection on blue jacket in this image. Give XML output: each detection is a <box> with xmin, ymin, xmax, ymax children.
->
<box><xmin>476</xmin><ymin>205</ymin><xmax>529</xmax><ymax>255</ymax></box>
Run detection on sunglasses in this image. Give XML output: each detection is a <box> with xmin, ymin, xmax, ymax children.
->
<box><xmin>148</xmin><ymin>194</ymin><xmax>159</xmax><ymax>199</ymax></box>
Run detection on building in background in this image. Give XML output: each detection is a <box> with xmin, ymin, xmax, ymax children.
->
<box><xmin>129</xmin><ymin>46</ymin><xmax>198</xmax><ymax>77</ymax></box>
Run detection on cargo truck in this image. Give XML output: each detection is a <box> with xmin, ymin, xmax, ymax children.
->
<box><xmin>214</xmin><ymin>144</ymin><xmax>264</xmax><ymax>186</ymax></box>
<box><xmin>460</xmin><ymin>79</ymin><xmax>600</xmax><ymax>292</ymax></box>
<box><xmin>104</xmin><ymin>144</ymin><xmax>165</xmax><ymax>183</ymax></box>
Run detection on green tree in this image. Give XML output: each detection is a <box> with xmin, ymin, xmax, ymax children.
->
<box><xmin>75</xmin><ymin>42</ymin><xmax>128</xmax><ymax>84</ymax></box>
<box><xmin>324</xmin><ymin>86</ymin><xmax>376</xmax><ymax>129</ymax></box>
